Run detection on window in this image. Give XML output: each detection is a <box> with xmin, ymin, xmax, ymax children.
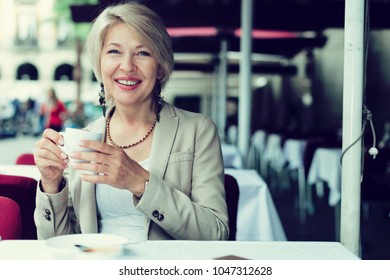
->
<box><xmin>15</xmin><ymin>12</ymin><xmax>37</xmax><ymax>46</ymax></box>
<box><xmin>16</xmin><ymin>63</ymin><xmax>38</xmax><ymax>80</ymax></box>
<box><xmin>54</xmin><ymin>64</ymin><xmax>74</xmax><ymax>81</ymax></box>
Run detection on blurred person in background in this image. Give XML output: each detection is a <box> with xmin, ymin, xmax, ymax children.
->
<box><xmin>17</xmin><ymin>98</ymin><xmax>40</xmax><ymax>136</ymax></box>
<box><xmin>66</xmin><ymin>98</ymin><xmax>87</xmax><ymax>128</ymax></box>
<box><xmin>33</xmin><ymin>2</ymin><xmax>228</xmax><ymax>242</ymax></box>
<box><xmin>39</xmin><ymin>88</ymin><xmax>67</xmax><ymax>132</ymax></box>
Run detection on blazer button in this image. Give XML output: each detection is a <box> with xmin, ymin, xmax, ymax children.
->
<box><xmin>45</xmin><ymin>214</ymin><xmax>51</xmax><ymax>221</ymax></box>
<box><xmin>158</xmin><ymin>214</ymin><xmax>164</xmax><ymax>221</ymax></box>
<box><xmin>45</xmin><ymin>209</ymin><xmax>51</xmax><ymax>215</ymax></box>
<box><xmin>152</xmin><ymin>210</ymin><xmax>159</xmax><ymax>218</ymax></box>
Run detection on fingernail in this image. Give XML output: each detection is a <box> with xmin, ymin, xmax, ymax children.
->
<box><xmin>60</xmin><ymin>152</ymin><xmax>68</xmax><ymax>159</ymax></box>
<box><xmin>79</xmin><ymin>140</ymin><xmax>86</xmax><ymax>146</ymax></box>
<box><xmin>58</xmin><ymin>138</ymin><xmax>64</xmax><ymax>145</ymax></box>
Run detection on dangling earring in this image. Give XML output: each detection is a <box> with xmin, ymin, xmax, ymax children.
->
<box><xmin>99</xmin><ymin>82</ymin><xmax>107</xmax><ymax>117</ymax></box>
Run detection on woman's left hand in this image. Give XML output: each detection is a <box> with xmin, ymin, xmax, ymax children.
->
<box><xmin>70</xmin><ymin>140</ymin><xmax>149</xmax><ymax>196</ymax></box>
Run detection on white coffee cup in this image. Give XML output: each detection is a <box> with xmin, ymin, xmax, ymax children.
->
<box><xmin>59</xmin><ymin>128</ymin><xmax>103</xmax><ymax>164</ymax></box>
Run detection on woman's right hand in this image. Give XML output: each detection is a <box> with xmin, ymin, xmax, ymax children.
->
<box><xmin>33</xmin><ymin>128</ymin><xmax>68</xmax><ymax>193</ymax></box>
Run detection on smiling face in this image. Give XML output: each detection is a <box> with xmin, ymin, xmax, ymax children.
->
<box><xmin>100</xmin><ymin>23</ymin><xmax>161</xmax><ymax>109</ymax></box>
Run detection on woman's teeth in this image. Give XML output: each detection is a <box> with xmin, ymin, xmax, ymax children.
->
<box><xmin>117</xmin><ymin>80</ymin><xmax>138</xmax><ymax>86</ymax></box>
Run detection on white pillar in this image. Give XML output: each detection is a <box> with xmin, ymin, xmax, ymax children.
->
<box><xmin>217</xmin><ymin>38</ymin><xmax>228</xmax><ymax>140</ymax></box>
<box><xmin>211</xmin><ymin>64</ymin><xmax>219</xmax><ymax>125</ymax></box>
<box><xmin>238</xmin><ymin>0</ymin><xmax>253</xmax><ymax>161</ymax></box>
<box><xmin>340</xmin><ymin>0</ymin><xmax>364</xmax><ymax>257</ymax></box>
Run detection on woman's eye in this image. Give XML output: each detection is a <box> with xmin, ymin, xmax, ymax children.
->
<box><xmin>107</xmin><ymin>49</ymin><xmax>120</xmax><ymax>54</ymax></box>
<box><xmin>137</xmin><ymin>51</ymin><xmax>150</xmax><ymax>57</ymax></box>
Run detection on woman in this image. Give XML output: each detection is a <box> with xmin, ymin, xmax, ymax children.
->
<box><xmin>33</xmin><ymin>2</ymin><xmax>228</xmax><ymax>241</ymax></box>
<box><xmin>39</xmin><ymin>88</ymin><xmax>67</xmax><ymax>132</ymax></box>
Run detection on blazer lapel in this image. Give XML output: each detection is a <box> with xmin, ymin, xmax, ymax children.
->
<box><xmin>149</xmin><ymin>104</ymin><xmax>178</xmax><ymax>178</ymax></box>
<box><xmin>77</xmin><ymin>105</ymin><xmax>176</xmax><ymax>232</ymax></box>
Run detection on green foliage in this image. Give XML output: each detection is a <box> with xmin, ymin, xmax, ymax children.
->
<box><xmin>54</xmin><ymin>0</ymin><xmax>98</xmax><ymax>41</ymax></box>
<box><xmin>55</xmin><ymin>0</ymin><xmax>97</xmax><ymax>18</ymax></box>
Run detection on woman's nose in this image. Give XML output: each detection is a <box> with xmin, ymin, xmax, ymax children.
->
<box><xmin>120</xmin><ymin>55</ymin><xmax>136</xmax><ymax>72</ymax></box>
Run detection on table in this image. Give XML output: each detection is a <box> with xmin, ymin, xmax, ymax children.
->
<box><xmin>0</xmin><ymin>164</ymin><xmax>41</xmax><ymax>183</ymax></box>
<box><xmin>0</xmin><ymin>165</ymin><xmax>286</xmax><ymax>242</ymax></box>
<box><xmin>0</xmin><ymin>240</ymin><xmax>359</xmax><ymax>260</ymax></box>
<box><xmin>282</xmin><ymin>138</ymin><xmax>308</xmax><ymax>223</ymax></box>
<box><xmin>262</xmin><ymin>133</ymin><xmax>285</xmax><ymax>191</ymax></box>
<box><xmin>225</xmin><ymin>168</ymin><xmax>286</xmax><ymax>241</ymax></box>
<box><xmin>307</xmin><ymin>148</ymin><xmax>342</xmax><ymax>207</ymax></box>
<box><xmin>247</xmin><ymin>129</ymin><xmax>267</xmax><ymax>173</ymax></box>
<box><xmin>282</xmin><ymin>139</ymin><xmax>308</xmax><ymax>171</ymax></box>
<box><xmin>307</xmin><ymin>147</ymin><xmax>342</xmax><ymax>241</ymax></box>
<box><xmin>221</xmin><ymin>143</ymin><xmax>243</xmax><ymax>169</ymax></box>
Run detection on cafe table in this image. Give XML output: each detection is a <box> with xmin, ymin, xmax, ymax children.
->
<box><xmin>225</xmin><ymin>168</ymin><xmax>286</xmax><ymax>241</ymax></box>
<box><xmin>282</xmin><ymin>138</ymin><xmax>308</xmax><ymax>224</ymax></box>
<box><xmin>221</xmin><ymin>143</ymin><xmax>243</xmax><ymax>169</ymax></box>
<box><xmin>0</xmin><ymin>239</ymin><xmax>359</xmax><ymax>260</ymax></box>
<box><xmin>0</xmin><ymin>164</ymin><xmax>41</xmax><ymax>183</ymax></box>
<box><xmin>306</xmin><ymin>147</ymin><xmax>342</xmax><ymax>240</ymax></box>
<box><xmin>307</xmin><ymin>147</ymin><xmax>342</xmax><ymax>207</ymax></box>
<box><xmin>0</xmin><ymin>165</ymin><xmax>286</xmax><ymax>241</ymax></box>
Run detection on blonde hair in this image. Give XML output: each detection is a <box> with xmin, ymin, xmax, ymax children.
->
<box><xmin>86</xmin><ymin>2</ymin><xmax>174</xmax><ymax>91</ymax></box>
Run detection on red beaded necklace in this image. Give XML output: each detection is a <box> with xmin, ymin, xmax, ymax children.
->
<box><xmin>106</xmin><ymin>114</ymin><xmax>157</xmax><ymax>149</ymax></box>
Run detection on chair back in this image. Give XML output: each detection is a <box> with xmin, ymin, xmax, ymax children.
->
<box><xmin>0</xmin><ymin>196</ymin><xmax>22</xmax><ymax>240</ymax></box>
<box><xmin>0</xmin><ymin>174</ymin><xmax>37</xmax><ymax>239</ymax></box>
<box><xmin>224</xmin><ymin>174</ymin><xmax>239</xmax><ymax>241</ymax></box>
<box><xmin>15</xmin><ymin>153</ymin><xmax>35</xmax><ymax>165</ymax></box>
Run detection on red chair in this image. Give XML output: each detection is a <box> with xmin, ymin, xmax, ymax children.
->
<box><xmin>0</xmin><ymin>174</ymin><xmax>37</xmax><ymax>239</ymax></box>
<box><xmin>15</xmin><ymin>153</ymin><xmax>35</xmax><ymax>165</ymax></box>
<box><xmin>0</xmin><ymin>196</ymin><xmax>22</xmax><ymax>240</ymax></box>
<box><xmin>224</xmin><ymin>174</ymin><xmax>240</xmax><ymax>241</ymax></box>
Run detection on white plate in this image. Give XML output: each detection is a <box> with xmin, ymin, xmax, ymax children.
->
<box><xmin>46</xmin><ymin>233</ymin><xmax>128</xmax><ymax>259</ymax></box>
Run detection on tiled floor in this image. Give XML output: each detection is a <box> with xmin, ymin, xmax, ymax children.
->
<box><xmin>271</xmin><ymin>185</ymin><xmax>390</xmax><ymax>260</ymax></box>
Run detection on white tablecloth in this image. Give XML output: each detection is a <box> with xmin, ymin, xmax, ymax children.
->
<box><xmin>0</xmin><ymin>165</ymin><xmax>286</xmax><ymax>241</ymax></box>
<box><xmin>263</xmin><ymin>133</ymin><xmax>284</xmax><ymax>172</ymax></box>
<box><xmin>225</xmin><ymin>168</ymin><xmax>286</xmax><ymax>241</ymax></box>
<box><xmin>307</xmin><ymin>148</ymin><xmax>342</xmax><ymax>206</ymax></box>
<box><xmin>247</xmin><ymin>130</ymin><xmax>267</xmax><ymax>171</ymax></box>
<box><xmin>0</xmin><ymin>164</ymin><xmax>40</xmax><ymax>182</ymax></box>
<box><xmin>221</xmin><ymin>143</ymin><xmax>243</xmax><ymax>169</ymax></box>
<box><xmin>282</xmin><ymin>139</ymin><xmax>308</xmax><ymax>170</ymax></box>
<box><xmin>282</xmin><ymin>138</ymin><xmax>309</xmax><ymax>223</ymax></box>
<box><xmin>0</xmin><ymin>239</ymin><xmax>359</xmax><ymax>260</ymax></box>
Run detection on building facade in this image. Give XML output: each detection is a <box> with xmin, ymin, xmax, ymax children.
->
<box><xmin>0</xmin><ymin>0</ymin><xmax>100</xmax><ymax>103</ymax></box>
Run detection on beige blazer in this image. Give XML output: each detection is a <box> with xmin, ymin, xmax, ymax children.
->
<box><xmin>34</xmin><ymin>103</ymin><xmax>229</xmax><ymax>240</ymax></box>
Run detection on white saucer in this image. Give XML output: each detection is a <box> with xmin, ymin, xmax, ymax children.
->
<box><xmin>46</xmin><ymin>233</ymin><xmax>128</xmax><ymax>259</ymax></box>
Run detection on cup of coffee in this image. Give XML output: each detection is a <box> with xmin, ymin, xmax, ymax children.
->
<box><xmin>59</xmin><ymin>128</ymin><xmax>103</xmax><ymax>164</ymax></box>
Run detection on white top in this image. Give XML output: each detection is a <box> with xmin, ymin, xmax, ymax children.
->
<box><xmin>96</xmin><ymin>158</ymin><xmax>150</xmax><ymax>242</ymax></box>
